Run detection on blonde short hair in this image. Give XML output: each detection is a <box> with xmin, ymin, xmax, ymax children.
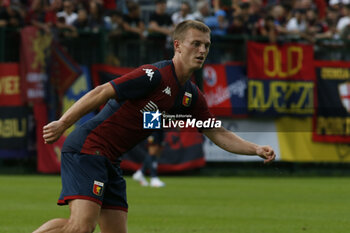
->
<box><xmin>173</xmin><ymin>20</ymin><xmax>211</xmax><ymax>41</ymax></box>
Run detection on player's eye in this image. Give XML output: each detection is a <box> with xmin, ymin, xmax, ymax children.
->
<box><xmin>193</xmin><ymin>41</ymin><xmax>201</xmax><ymax>47</ymax></box>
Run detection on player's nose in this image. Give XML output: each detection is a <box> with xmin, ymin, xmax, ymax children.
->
<box><xmin>199</xmin><ymin>44</ymin><xmax>207</xmax><ymax>53</ymax></box>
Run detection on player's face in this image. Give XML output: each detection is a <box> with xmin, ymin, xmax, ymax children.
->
<box><xmin>179</xmin><ymin>29</ymin><xmax>211</xmax><ymax>70</ymax></box>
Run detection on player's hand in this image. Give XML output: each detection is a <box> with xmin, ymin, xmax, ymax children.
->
<box><xmin>256</xmin><ymin>145</ymin><xmax>276</xmax><ymax>164</ymax></box>
<box><xmin>43</xmin><ymin>121</ymin><xmax>66</xmax><ymax>144</ymax></box>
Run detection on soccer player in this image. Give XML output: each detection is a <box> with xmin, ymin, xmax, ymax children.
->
<box><xmin>34</xmin><ymin>20</ymin><xmax>276</xmax><ymax>233</ymax></box>
<box><xmin>132</xmin><ymin>131</ymin><xmax>166</xmax><ymax>187</ymax></box>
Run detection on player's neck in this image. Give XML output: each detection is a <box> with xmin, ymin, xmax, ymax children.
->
<box><xmin>172</xmin><ymin>57</ymin><xmax>193</xmax><ymax>86</ymax></box>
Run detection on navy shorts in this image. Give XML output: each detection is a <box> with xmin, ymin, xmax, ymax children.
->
<box><xmin>58</xmin><ymin>152</ymin><xmax>128</xmax><ymax>212</ymax></box>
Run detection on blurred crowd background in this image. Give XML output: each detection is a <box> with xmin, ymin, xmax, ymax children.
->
<box><xmin>2</xmin><ymin>0</ymin><xmax>350</xmax><ymax>67</ymax></box>
<box><xmin>1</xmin><ymin>0</ymin><xmax>350</xmax><ymax>46</ymax></box>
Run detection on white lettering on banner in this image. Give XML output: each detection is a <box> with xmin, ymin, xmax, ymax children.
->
<box><xmin>27</xmin><ymin>73</ymin><xmax>47</xmax><ymax>82</ymax></box>
<box><xmin>28</xmin><ymin>89</ymin><xmax>45</xmax><ymax>98</ymax></box>
<box><xmin>205</xmin><ymin>79</ymin><xmax>246</xmax><ymax>107</ymax></box>
<box><xmin>25</xmin><ymin>73</ymin><xmax>47</xmax><ymax>99</ymax></box>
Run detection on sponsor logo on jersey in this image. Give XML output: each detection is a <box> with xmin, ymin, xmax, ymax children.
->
<box><xmin>162</xmin><ymin>86</ymin><xmax>171</xmax><ymax>96</ymax></box>
<box><xmin>143</xmin><ymin>68</ymin><xmax>154</xmax><ymax>81</ymax></box>
<box><xmin>143</xmin><ymin>110</ymin><xmax>162</xmax><ymax>129</ymax></box>
<box><xmin>182</xmin><ymin>92</ymin><xmax>192</xmax><ymax>107</ymax></box>
<box><xmin>93</xmin><ymin>180</ymin><xmax>104</xmax><ymax>196</ymax></box>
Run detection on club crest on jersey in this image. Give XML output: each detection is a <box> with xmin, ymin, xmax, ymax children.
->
<box><xmin>182</xmin><ymin>92</ymin><xmax>192</xmax><ymax>107</ymax></box>
<box><xmin>93</xmin><ymin>181</ymin><xmax>104</xmax><ymax>196</ymax></box>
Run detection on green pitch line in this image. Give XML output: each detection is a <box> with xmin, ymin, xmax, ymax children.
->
<box><xmin>0</xmin><ymin>175</ymin><xmax>349</xmax><ymax>233</ymax></box>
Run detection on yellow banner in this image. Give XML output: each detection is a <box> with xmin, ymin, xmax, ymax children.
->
<box><xmin>276</xmin><ymin>117</ymin><xmax>350</xmax><ymax>162</ymax></box>
<box><xmin>248</xmin><ymin>80</ymin><xmax>314</xmax><ymax>115</ymax></box>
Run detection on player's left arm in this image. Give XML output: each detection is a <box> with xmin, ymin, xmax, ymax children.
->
<box><xmin>191</xmin><ymin>87</ymin><xmax>275</xmax><ymax>163</ymax></box>
<box><xmin>203</xmin><ymin>127</ymin><xmax>276</xmax><ymax>164</ymax></box>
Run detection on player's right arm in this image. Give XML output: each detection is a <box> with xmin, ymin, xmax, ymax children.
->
<box><xmin>43</xmin><ymin>82</ymin><xmax>116</xmax><ymax>144</ymax></box>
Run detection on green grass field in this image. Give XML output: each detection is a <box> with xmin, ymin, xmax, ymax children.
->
<box><xmin>0</xmin><ymin>175</ymin><xmax>349</xmax><ymax>233</ymax></box>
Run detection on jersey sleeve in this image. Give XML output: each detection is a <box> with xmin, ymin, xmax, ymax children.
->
<box><xmin>191</xmin><ymin>86</ymin><xmax>215</xmax><ymax>122</ymax></box>
<box><xmin>109</xmin><ymin>65</ymin><xmax>161</xmax><ymax>102</ymax></box>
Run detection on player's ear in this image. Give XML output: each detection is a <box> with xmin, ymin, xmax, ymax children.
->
<box><xmin>174</xmin><ymin>40</ymin><xmax>181</xmax><ymax>53</ymax></box>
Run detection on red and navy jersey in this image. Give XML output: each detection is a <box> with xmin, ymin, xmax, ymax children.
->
<box><xmin>62</xmin><ymin>60</ymin><xmax>214</xmax><ymax>162</ymax></box>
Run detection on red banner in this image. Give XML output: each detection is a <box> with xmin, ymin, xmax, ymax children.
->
<box><xmin>247</xmin><ymin>42</ymin><xmax>315</xmax><ymax>116</ymax></box>
<box><xmin>20</xmin><ymin>26</ymin><xmax>52</xmax><ymax>103</ymax></box>
<box><xmin>203</xmin><ymin>62</ymin><xmax>248</xmax><ymax>117</ymax></box>
<box><xmin>0</xmin><ymin>63</ymin><xmax>22</xmax><ymax>106</ymax></box>
<box><xmin>34</xmin><ymin>103</ymin><xmax>65</xmax><ymax>173</ymax></box>
<box><xmin>247</xmin><ymin>41</ymin><xmax>315</xmax><ymax>81</ymax></box>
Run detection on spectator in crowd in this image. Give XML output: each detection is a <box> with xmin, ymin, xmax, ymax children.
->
<box><xmin>122</xmin><ymin>2</ymin><xmax>145</xmax><ymax>39</ymax></box>
<box><xmin>303</xmin><ymin>8</ymin><xmax>328</xmax><ymax>42</ymax></box>
<box><xmin>320</xmin><ymin>6</ymin><xmax>340</xmax><ymax>39</ymax></box>
<box><xmin>171</xmin><ymin>2</ymin><xmax>194</xmax><ymax>25</ymax></box>
<box><xmin>270</xmin><ymin>3</ymin><xmax>292</xmax><ymax>35</ymax></box>
<box><xmin>105</xmin><ymin>10</ymin><xmax>124</xmax><ymax>66</ymax></box>
<box><xmin>285</xmin><ymin>8</ymin><xmax>307</xmax><ymax>35</ymax></box>
<box><xmin>166</xmin><ymin>0</ymin><xmax>196</xmax><ymax>14</ymax></box>
<box><xmin>298</xmin><ymin>0</ymin><xmax>313</xmax><ymax>10</ymax></box>
<box><xmin>0</xmin><ymin>3</ymin><xmax>23</xmax><ymax>28</ymax></box>
<box><xmin>192</xmin><ymin>0</ymin><xmax>211</xmax><ymax>22</ymax></box>
<box><xmin>103</xmin><ymin>0</ymin><xmax>117</xmax><ymax>13</ymax></box>
<box><xmin>247</xmin><ymin>0</ymin><xmax>264</xmax><ymax>35</ymax></box>
<box><xmin>88</xmin><ymin>1</ymin><xmax>111</xmax><ymax>31</ymax></box>
<box><xmin>108</xmin><ymin>10</ymin><xmax>124</xmax><ymax>37</ymax></box>
<box><xmin>72</xmin><ymin>7</ymin><xmax>89</xmax><ymax>30</ymax></box>
<box><xmin>329</xmin><ymin>0</ymin><xmax>350</xmax><ymax>10</ymax></box>
<box><xmin>228</xmin><ymin>0</ymin><xmax>261</xmax><ymax>35</ymax></box>
<box><xmin>256</xmin><ymin>14</ymin><xmax>278</xmax><ymax>42</ymax></box>
<box><xmin>26</xmin><ymin>0</ymin><xmax>59</xmax><ymax>33</ymax></box>
<box><xmin>227</xmin><ymin>14</ymin><xmax>246</xmax><ymax>35</ymax></box>
<box><xmin>116</xmin><ymin>0</ymin><xmax>128</xmax><ymax>15</ymax></box>
<box><xmin>205</xmin><ymin>0</ymin><xmax>227</xmax><ymax>36</ymax></box>
<box><xmin>56</xmin><ymin>0</ymin><xmax>77</xmax><ymax>26</ymax></box>
<box><xmin>55</xmin><ymin>0</ymin><xmax>78</xmax><ymax>38</ymax></box>
<box><xmin>56</xmin><ymin>16</ymin><xmax>78</xmax><ymax>38</ymax></box>
<box><xmin>337</xmin><ymin>4</ymin><xmax>350</xmax><ymax>34</ymax></box>
<box><xmin>148</xmin><ymin>0</ymin><xmax>173</xmax><ymax>39</ymax></box>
